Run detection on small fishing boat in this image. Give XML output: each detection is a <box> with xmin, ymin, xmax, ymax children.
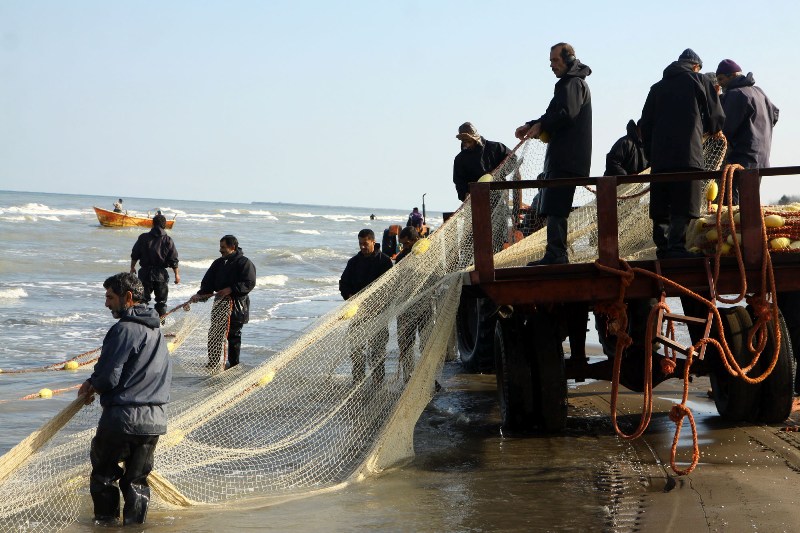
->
<box><xmin>93</xmin><ymin>206</ymin><xmax>176</xmax><ymax>229</ymax></box>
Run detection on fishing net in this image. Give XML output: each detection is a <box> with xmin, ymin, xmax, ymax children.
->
<box><xmin>0</xmin><ymin>137</ymin><xmax>733</xmax><ymax>531</ymax></box>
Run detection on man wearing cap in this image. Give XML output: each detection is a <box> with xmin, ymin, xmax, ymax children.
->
<box><xmin>452</xmin><ymin>122</ymin><xmax>513</xmax><ymax>202</ymax></box>
<box><xmin>639</xmin><ymin>48</ymin><xmax>725</xmax><ymax>259</ymax></box>
<box><xmin>514</xmin><ymin>42</ymin><xmax>592</xmax><ymax>265</ymax></box>
<box><xmin>716</xmin><ymin>59</ymin><xmax>779</xmax><ymax>204</ymax></box>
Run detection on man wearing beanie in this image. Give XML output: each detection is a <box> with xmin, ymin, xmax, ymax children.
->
<box><xmin>716</xmin><ymin>59</ymin><xmax>780</xmax><ymax>204</ymax></box>
<box><xmin>639</xmin><ymin>48</ymin><xmax>725</xmax><ymax>259</ymax></box>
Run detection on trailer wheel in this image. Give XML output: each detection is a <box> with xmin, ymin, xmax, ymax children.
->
<box><xmin>529</xmin><ymin>310</ymin><xmax>568</xmax><ymax>432</ymax></box>
<box><xmin>457</xmin><ymin>294</ymin><xmax>497</xmax><ymax>373</ymax></box>
<box><xmin>750</xmin><ymin>306</ymin><xmax>796</xmax><ymax>423</ymax></box>
<box><xmin>777</xmin><ymin>290</ymin><xmax>800</xmax><ymax>394</ymax></box>
<box><xmin>710</xmin><ymin>306</ymin><xmax>761</xmax><ymax>422</ymax></box>
<box><xmin>494</xmin><ymin>316</ymin><xmax>535</xmax><ymax>433</ymax></box>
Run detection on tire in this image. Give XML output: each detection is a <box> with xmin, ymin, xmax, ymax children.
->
<box><xmin>709</xmin><ymin>306</ymin><xmax>761</xmax><ymax>422</ymax></box>
<box><xmin>494</xmin><ymin>316</ymin><xmax>536</xmax><ymax>434</ymax></box>
<box><xmin>777</xmin><ymin>290</ymin><xmax>800</xmax><ymax>394</ymax></box>
<box><xmin>529</xmin><ymin>310</ymin><xmax>568</xmax><ymax>432</ymax></box>
<box><xmin>457</xmin><ymin>294</ymin><xmax>497</xmax><ymax>373</ymax></box>
<box><xmin>750</xmin><ymin>307</ymin><xmax>796</xmax><ymax>423</ymax></box>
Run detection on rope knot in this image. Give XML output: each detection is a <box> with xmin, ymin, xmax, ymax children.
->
<box><xmin>669</xmin><ymin>404</ymin><xmax>690</xmax><ymax>423</ymax></box>
<box><xmin>746</xmin><ymin>295</ymin><xmax>771</xmax><ymax>322</ymax></box>
<box><xmin>660</xmin><ymin>358</ymin><xmax>677</xmax><ymax>375</ymax></box>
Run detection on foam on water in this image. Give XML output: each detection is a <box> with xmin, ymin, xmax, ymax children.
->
<box><xmin>0</xmin><ymin>288</ymin><xmax>28</xmax><ymax>300</ymax></box>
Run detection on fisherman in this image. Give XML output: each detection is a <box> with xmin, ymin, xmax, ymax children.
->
<box><xmin>453</xmin><ymin>122</ymin><xmax>514</xmax><ymax>202</ymax></box>
<box><xmin>716</xmin><ymin>59</ymin><xmax>779</xmax><ymax>204</ymax></box>
<box><xmin>395</xmin><ymin>226</ymin><xmax>430</xmax><ymax>383</ymax></box>
<box><xmin>113</xmin><ymin>198</ymin><xmax>124</xmax><ymax>213</ymax></box>
<box><xmin>190</xmin><ymin>235</ymin><xmax>257</xmax><ymax>369</ymax></box>
<box><xmin>407</xmin><ymin>207</ymin><xmax>424</xmax><ymax>228</ymax></box>
<box><xmin>604</xmin><ymin>119</ymin><xmax>648</xmax><ymax>177</ymax></box>
<box><xmin>78</xmin><ymin>272</ymin><xmax>172</xmax><ymax>526</ymax></box>
<box><xmin>130</xmin><ymin>214</ymin><xmax>180</xmax><ymax>317</ymax></box>
<box><xmin>639</xmin><ymin>48</ymin><xmax>725</xmax><ymax>259</ymax></box>
<box><xmin>339</xmin><ymin>228</ymin><xmax>393</xmax><ymax>385</ymax></box>
<box><xmin>515</xmin><ymin>42</ymin><xmax>592</xmax><ymax>265</ymax></box>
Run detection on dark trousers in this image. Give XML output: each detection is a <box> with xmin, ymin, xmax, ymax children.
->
<box><xmin>90</xmin><ymin>428</ymin><xmax>159</xmax><ymax>525</ymax></box>
<box><xmin>207</xmin><ymin>298</ymin><xmax>244</xmax><ymax>368</ymax></box>
<box><xmin>539</xmin><ymin>170</ymin><xmax>579</xmax><ymax>260</ymax></box>
<box><xmin>397</xmin><ymin>308</ymin><xmax>430</xmax><ymax>383</ymax></box>
<box><xmin>138</xmin><ymin>267</ymin><xmax>169</xmax><ymax>316</ymax></box>
<box><xmin>349</xmin><ymin>320</ymin><xmax>389</xmax><ymax>383</ymax></box>
<box><xmin>649</xmin><ymin>169</ymin><xmax>703</xmax><ymax>256</ymax></box>
<box><xmin>545</xmin><ymin>215</ymin><xmax>569</xmax><ymax>259</ymax></box>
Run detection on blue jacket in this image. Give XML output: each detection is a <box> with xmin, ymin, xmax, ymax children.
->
<box><xmin>721</xmin><ymin>72</ymin><xmax>779</xmax><ymax>168</ymax></box>
<box><xmin>90</xmin><ymin>304</ymin><xmax>172</xmax><ymax>435</ymax></box>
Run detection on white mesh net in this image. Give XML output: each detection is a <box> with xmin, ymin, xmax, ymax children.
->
<box><xmin>0</xmin><ymin>137</ymin><xmax>748</xmax><ymax>531</ymax></box>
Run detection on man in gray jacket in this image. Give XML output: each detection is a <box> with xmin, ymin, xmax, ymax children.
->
<box><xmin>716</xmin><ymin>59</ymin><xmax>779</xmax><ymax>204</ymax></box>
<box><xmin>78</xmin><ymin>272</ymin><xmax>172</xmax><ymax>525</ymax></box>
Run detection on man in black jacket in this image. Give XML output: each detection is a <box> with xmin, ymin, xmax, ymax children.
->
<box><xmin>453</xmin><ymin>122</ymin><xmax>513</xmax><ymax>202</ymax></box>
<box><xmin>78</xmin><ymin>272</ymin><xmax>172</xmax><ymax>525</ymax></box>
<box><xmin>605</xmin><ymin>120</ymin><xmax>648</xmax><ymax>177</ymax></box>
<box><xmin>640</xmin><ymin>49</ymin><xmax>725</xmax><ymax>259</ymax></box>
<box><xmin>191</xmin><ymin>235</ymin><xmax>256</xmax><ymax>369</ymax></box>
<box><xmin>515</xmin><ymin>42</ymin><xmax>592</xmax><ymax>265</ymax></box>
<box><xmin>339</xmin><ymin>228</ymin><xmax>393</xmax><ymax>384</ymax></box>
<box><xmin>130</xmin><ymin>214</ymin><xmax>180</xmax><ymax>317</ymax></box>
<box><xmin>716</xmin><ymin>59</ymin><xmax>779</xmax><ymax>204</ymax></box>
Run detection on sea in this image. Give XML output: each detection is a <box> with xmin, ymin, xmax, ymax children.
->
<box><xmin>0</xmin><ymin>190</ymin><xmax>635</xmax><ymax>532</ymax></box>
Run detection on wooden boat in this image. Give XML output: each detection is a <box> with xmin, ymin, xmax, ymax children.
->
<box><xmin>93</xmin><ymin>206</ymin><xmax>175</xmax><ymax>229</ymax></box>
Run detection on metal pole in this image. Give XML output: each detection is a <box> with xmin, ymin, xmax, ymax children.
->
<box><xmin>422</xmin><ymin>193</ymin><xmax>427</xmax><ymax>222</ymax></box>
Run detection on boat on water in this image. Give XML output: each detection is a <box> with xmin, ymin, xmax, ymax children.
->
<box><xmin>93</xmin><ymin>206</ymin><xmax>176</xmax><ymax>229</ymax></box>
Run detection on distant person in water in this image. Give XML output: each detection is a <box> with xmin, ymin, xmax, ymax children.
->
<box><xmin>370</xmin><ymin>214</ymin><xmax>376</xmax><ymax>220</ymax></box>
<box><xmin>130</xmin><ymin>214</ymin><xmax>180</xmax><ymax>317</ymax></box>
<box><xmin>339</xmin><ymin>228</ymin><xmax>393</xmax><ymax>385</ymax></box>
<box><xmin>190</xmin><ymin>235</ymin><xmax>256</xmax><ymax>369</ymax></box>
<box><xmin>113</xmin><ymin>199</ymin><xmax>124</xmax><ymax>213</ymax></box>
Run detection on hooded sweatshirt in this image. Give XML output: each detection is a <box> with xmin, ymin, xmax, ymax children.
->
<box><xmin>339</xmin><ymin>247</ymin><xmax>393</xmax><ymax>300</ymax></box>
<box><xmin>89</xmin><ymin>304</ymin><xmax>172</xmax><ymax>435</ymax></box>
<box><xmin>604</xmin><ymin>119</ymin><xmax>648</xmax><ymax>176</ymax></box>
<box><xmin>535</xmin><ymin>60</ymin><xmax>593</xmax><ymax>177</ymax></box>
<box><xmin>199</xmin><ymin>248</ymin><xmax>256</xmax><ymax>323</ymax></box>
<box><xmin>640</xmin><ymin>61</ymin><xmax>725</xmax><ymax>172</ymax></box>
<box><xmin>721</xmin><ymin>72</ymin><xmax>779</xmax><ymax>168</ymax></box>
<box><xmin>453</xmin><ymin>137</ymin><xmax>514</xmax><ymax>201</ymax></box>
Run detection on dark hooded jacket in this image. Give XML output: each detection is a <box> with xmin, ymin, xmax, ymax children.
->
<box><xmin>89</xmin><ymin>304</ymin><xmax>172</xmax><ymax>435</ymax></box>
<box><xmin>640</xmin><ymin>61</ymin><xmax>725</xmax><ymax>172</ymax></box>
<box><xmin>604</xmin><ymin>119</ymin><xmax>648</xmax><ymax>176</ymax></box>
<box><xmin>721</xmin><ymin>72</ymin><xmax>779</xmax><ymax>168</ymax></box>
<box><xmin>453</xmin><ymin>137</ymin><xmax>514</xmax><ymax>201</ymax></box>
<box><xmin>199</xmin><ymin>248</ymin><xmax>257</xmax><ymax>323</ymax></box>
<box><xmin>536</xmin><ymin>60</ymin><xmax>593</xmax><ymax>177</ymax></box>
<box><xmin>339</xmin><ymin>247</ymin><xmax>393</xmax><ymax>300</ymax></box>
<box><xmin>131</xmin><ymin>226</ymin><xmax>179</xmax><ymax>283</ymax></box>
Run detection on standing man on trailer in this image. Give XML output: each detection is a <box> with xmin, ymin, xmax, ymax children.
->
<box><xmin>515</xmin><ymin>42</ymin><xmax>592</xmax><ymax>265</ymax></box>
<box><xmin>639</xmin><ymin>48</ymin><xmax>725</xmax><ymax>259</ymax></box>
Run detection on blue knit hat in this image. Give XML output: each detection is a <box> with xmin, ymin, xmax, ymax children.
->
<box><xmin>678</xmin><ymin>48</ymin><xmax>702</xmax><ymax>67</ymax></box>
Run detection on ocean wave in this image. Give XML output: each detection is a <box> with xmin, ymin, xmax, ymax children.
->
<box><xmin>322</xmin><ymin>214</ymin><xmax>359</xmax><ymax>223</ymax></box>
<box><xmin>291</xmin><ymin>229</ymin><xmax>321</xmax><ymax>235</ymax></box>
<box><xmin>181</xmin><ymin>259</ymin><xmax>214</xmax><ymax>269</ymax></box>
<box><xmin>257</xmin><ymin>274</ymin><xmax>289</xmax><ymax>287</ymax></box>
<box><xmin>39</xmin><ymin>313</ymin><xmax>82</xmax><ymax>325</ymax></box>
<box><xmin>287</xmin><ymin>212</ymin><xmax>315</xmax><ymax>218</ymax></box>
<box><xmin>0</xmin><ymin>203</ymin><xmax>83</xmax><ymax>217</ymax></box>
<box><xmin>0</xmin><ymin>288</ymin><xmax>28</xmax><ymax>300</ymax></box>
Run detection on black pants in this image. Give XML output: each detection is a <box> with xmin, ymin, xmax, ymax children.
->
<box><xmin>349</xmin><ymin>320</ymin><xmax>389</xmax><ymax>383</ymax></box>
<box><xmin>649</xmin><ymin>168</ymin><xmax>703</xmax><ymax>256</ymax></box>
<box><xmin>138</xmin><ymin>267</ymin><xmax>169</xmax><ymax>316</ymax></box>
<box><xmin>90</xmin><ymin>428</ymin><xmax>159</xmax><ymax>525</ymax></box>
<box><xmin>207</xmin><ymin>299</ymin><xmax>244</xmax><ymax>368</ymax></box>
<box><xmin>539</xmin><ymin>170</ymin><xmax>579</xmax><ymax>260</ymax></box>
<box><xmin>397</xmin><ymin>307</ymin><xmax>430</xmax><ymax>383</ymax></box>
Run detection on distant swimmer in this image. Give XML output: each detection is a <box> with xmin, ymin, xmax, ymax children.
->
<box><xmin>130</xmin><ymin>214</ymin><xmax>180</xmax><ymax>317</ymax></box>
<box><xmin>339</xmin><ymin>228</ymin><xmax>393</xmax><ymax>385</ymax></box>
<box><xmin>78</xmin><ymin>272</ymin><xmax>172</xmax><ymax>526</ymax></box>
<box><xmin>190</xmin><ymin>235</ymin><xmax>256</xmax><ymax>369</ymax></box>
<box><xmin>113</xmin><ymin>199</ymin><xmax>124</xmax><ymax>213</ymax></box>
<box><xmin>370</xmin><ymin>213</ymin><xmax>376</xmax><ymax>220</ymax></box>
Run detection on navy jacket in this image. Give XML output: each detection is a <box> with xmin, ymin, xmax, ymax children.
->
<box><xmin>721</xmin><ymin>72</ymin><xmax>779</xmax><ymax>168</ymax></box>
<box><xmin>199</xmin><ymin>249</ymin><xmax>257</xmax><ymax>323</ymax></box>
<box><xmin>640</xmin><ymin>61</ymin><xmax>725</xmax><ymax>172</ymax></box>
<box><xmin>339</xmin><ymin>248</ymin><xmax>393</xmax><ymax>300</ymax></box>
<box><xmin>453</xmin><ymin>138</ymin><xmax>513</xmax><ymax>201</ymax></box>
<box><xmin>604</xmin><ymin>120</ymin><xmax>648</xmax><ymax>176</ymax></box>
<box><xmin>90</xmin><ymin>304</ymin><xmax>172</xmax><ymax>435</ymax></box>
<box><xmin>535</xmin><ymin>61</ymin><xmax>593</xmax><ymax>177</ymax></box>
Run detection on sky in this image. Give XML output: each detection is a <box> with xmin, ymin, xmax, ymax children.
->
<box><xmin>1</xmin><ymin>1</ymin><xmax>798</xmax><ymax>213</ymax></box>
